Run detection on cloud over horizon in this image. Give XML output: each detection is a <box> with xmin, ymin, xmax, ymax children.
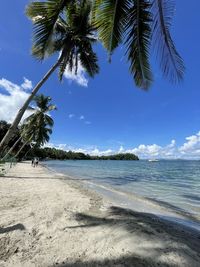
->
<box><xmin>47</xmin><ymin>132</ymin><xmax>200</xmax><ymax>159</ymax></box>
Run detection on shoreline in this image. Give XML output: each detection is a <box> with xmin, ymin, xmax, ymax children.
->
<box><xmin>42</xmin><ymin>161</ymin><xmax>200</xmax><ymax>232</ymax></box>
<box><xmin>0</xmin><ymin>162</ymin><xmax>200</xmax><ymax>266</ymax></box>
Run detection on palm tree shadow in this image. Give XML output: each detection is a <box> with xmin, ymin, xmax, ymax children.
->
<box><xmin>0</xmin><ymin>223</ymin><xmax>25</xmax><ymax>234</ymax></box>
<box><xmin>60</xmin><ymin>206</ymin><xmax>200</xmax><ymax>267</ymax></box>
<box><xmin>52</xmin><ymin>254</ymin><xmax>177</xmax><ymax>267</ymax></box>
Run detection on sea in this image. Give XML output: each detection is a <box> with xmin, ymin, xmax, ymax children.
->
<box><xmin>44</xmin><ymin>160</ymin><xmax>200</xmax><ymax>231</ymax></box>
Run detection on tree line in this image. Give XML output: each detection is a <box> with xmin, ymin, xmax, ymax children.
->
<box><xmin>28</xmin><ymin>147</ymin><xmax>139</xmax><ymax>161</ymax></box>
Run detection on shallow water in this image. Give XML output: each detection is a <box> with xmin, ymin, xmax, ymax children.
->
<box><xmin>44</xmin><ymin>160</ymin><xmax>200</xmax><ymax>230</ymax></box>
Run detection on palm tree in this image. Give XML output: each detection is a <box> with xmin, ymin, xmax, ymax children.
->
<box><xmin>15</xmin><ymin>94</ymin><xmax>56</xmax><ymax>158</ymax></box>
<box><xmin>0</xmin><ymin>120</ymin><xmax>21</xmax><ymax>156</ymax></box>
<box><xmin>15</xmin><ymin>123</ymin><xmax>53</xmax><ymax>158</ymax></box>
<box><xmin>6</xmin><ymin>94</ymin><xmax>56</xmax><ymax>159</ymax></box>
<box><xmin>92</xmin><ymin>0</ymin><xmax>184</xmax><ymax>88</ymax></box>
<box><xmin>0</xmin><ymin>0</ymin><xmax>99</xmax><ymax>154</ymax></box>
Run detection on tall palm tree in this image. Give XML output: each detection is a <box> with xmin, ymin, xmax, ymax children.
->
<box><xmin>0</xmin><ymin>0</ymin><xmax>99</xmax><ymax>154</ymax></box>
<box><xmin>6</xmin><ymin>94</ymin><xmax>56</xmax><ymax>159</ymax></box>
<box><xmin>92</xmin><ymin>0</ymin><xmax>184</xmax><ymax>88</ymax></box>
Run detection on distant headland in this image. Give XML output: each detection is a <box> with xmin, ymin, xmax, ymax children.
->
<box><xmin>29</xmin><ymin>147</ymin><xmax>139</xmax><ymax>161</ymax></box>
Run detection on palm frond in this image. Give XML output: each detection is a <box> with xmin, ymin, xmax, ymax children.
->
<box><xmin>44</xmin><ymin>115</ymin><xmax>54</xmax><ymax>127</ymax></box>
<box><xmin>58</xmin><ymin>45</ymin><xmax>72</xmax><ymax>80</ymax></box>
<box><xmin>79</xmin><ymin>46</ymin><xmax>99</xmax><ymax>77</ymax></box>
<box><xmin>125</xmin><ymin>0</ymin><xmax>153</xmax><ymax>89</ymax></box>
<box><xmin>26</xmin><ymin>0</ymin><xmax>71</xmax><ymax>60</ymax></box>
<box><xmin>152</xmin><ymin>0</ymin><xmax>185</xmax><ymax>82</ymax></box>
<box><xmin>93</xmin><ymin>0</ymin><xmax>130</xmax><ymax>60</ymax></box>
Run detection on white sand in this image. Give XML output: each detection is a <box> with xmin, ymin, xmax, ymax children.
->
<box><xmin>0</xmin><ymin>162</ymin><xmax>200</xmax><ymax>267</ymax></box>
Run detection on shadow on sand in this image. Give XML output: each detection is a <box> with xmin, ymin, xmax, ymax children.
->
<box><xmin>0</xmin><ymin>223</ymin><xmax>25</xmax><ymax>234</ymax></box>
<box><xmin>51</xmin><ymin>254</ymin><xmax>180</xmax><ymax>267</ymax></box>
<box><xmin>55</xmin><ymin>206</ymin><xmax>200</xmax><ymax>267</ymax></box>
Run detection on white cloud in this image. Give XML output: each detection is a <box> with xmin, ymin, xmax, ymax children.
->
<box><xmin>47</xmin><ymin>132</ymin><xmax>200</xmax><ymax>159</ymax></box>
<box><xmin>179</xmin><ymin>132</ymin><xmax>200</xmax><ymax>158</ymax></box>
<box><xmin>80</xmin><ymin>115</ymin><xmax>85</xmax><ymax>120</ymax></box>
<box><xmin>68</xmin><ymin>114</ymin><xmax>75</xmax><ymax>119</ymax></box>
<box><xmin>46</xmin><ymin>143</ymin><xmax>114</xmax><ymax>156</ymax></box>
<box><xmin>118</xmin><ymin>145</ymin><xmax>124</xmax><ymax>153</ymax></box>
<box><xmin>68</xmin><ymin>114</ymin><xmax>92</xmax><ymax>124</ymax></box>
<box><xmin>87</xmin><ymin>148</ymin><xmax>113</xmax><ymax>156</ymax></box>
<box><xmin>64</xmin><ymin>61</ymin><xmax>88</xmax><ymax>87</ymax></box>
<box><xmin>122</xmin><ymin>139</ymin><xmax>178</xmax><ymax>159</ymax></box>
<box><xmin>21</xmin><ymin>77</ymin><xmax>33</xmax><ymax>90</ymax></box>
<box><xmin>0</xmin><ymin>77</ymin><xmax>33</xmax><ymax>123</ymax></box>
<box><xmin>85</xmin><ymin>121</ymin><xmax>91</xmax><ymax>125</ymax></box>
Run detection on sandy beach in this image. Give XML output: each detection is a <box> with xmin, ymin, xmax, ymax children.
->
<box><xmin>0</xmin><ymin>162</ymin><xmax>200</xmax><ymax>267</ymax></box>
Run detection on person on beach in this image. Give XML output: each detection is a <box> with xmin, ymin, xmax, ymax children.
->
<box><xmin>35</xmin><ymin>158</ymin><xmax>39</xmax><ymax>167</ymax></box>
<box><xmin>31</xmin><ymin>159</ymin><xmax>34</xmax><ymax>167</ymax></box>
<box><xmin>32</xmin><ymin>158</ymin><xmax>37</xmax><ymax>167</ymax></box>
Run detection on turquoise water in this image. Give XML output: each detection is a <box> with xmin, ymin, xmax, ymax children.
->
<box><xmin>44</xmin><ymin>160</ymin><xmax>200</xmax><ymax>229</ymax></box>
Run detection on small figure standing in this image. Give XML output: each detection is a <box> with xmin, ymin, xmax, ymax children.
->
<box><xmin>35</xmin><ymin>158</ymin><xmax>39</xmax><ymax>167</ymax></box>
<box><xmin>33</xmin><ymin>158</ymin><xmax>37</xmax><ymax>167</ymax></box>
<box><xmin>31</xmin><ymin>159</ymin><xmax>34</xmax><ymax>167</ymax></box>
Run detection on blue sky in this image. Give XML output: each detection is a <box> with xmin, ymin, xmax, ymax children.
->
<box><xmin>0</xmin><ymin>1</ymin><xmax>200</xmax><ymax>158</ymax></box>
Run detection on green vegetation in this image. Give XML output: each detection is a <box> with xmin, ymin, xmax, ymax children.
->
<box><xmin>28</xmin><ymin>147</ymin><xmax>139</xmax><ymax>161</ymax></box>
<box><xmin>92</xmin><ymin>0</ymin><xmax>184</xmax><ymax>88</ymax></box>
<box><xmin>0</xmin><ymin>94</ymin><xmax>56</xmax><ymax>160</ymax></box>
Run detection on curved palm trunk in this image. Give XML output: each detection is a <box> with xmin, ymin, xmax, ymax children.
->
<box><xmin>23</xmin><ymin>147</ymin><xmax>33</xmax><ymax>158</ymax></box>
<box><xmin>1</xmin><ymin>136</ymin><xmax>22</xmax><ymax>160</ymax></box>
<box><xmin>15</xmin><ymin>141</ymin><xmax>29</xmax><ymax>158</ymax></box>
<box><xmin>0</xmin><ymin>60</ymin><xmax>61</xmax><ymax>156</ymax></box>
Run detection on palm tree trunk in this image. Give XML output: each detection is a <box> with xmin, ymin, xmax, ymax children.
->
<box><xmin>23</xmin><ymin>147</ymin><xmax>33</xmax><ymax>158</ymax></box>
<box><xmin>0</xmin><ymin>59</ymin><xmax>61</xmax><ymax>156</ymax></box>
<box><xmin>15</xmin><ymin>141</ymin><xmax>29</xmax><ymax>158</ymax></box>
<box><xmin>1</xmin><ymin>137</ymin><xmax>22</xmax><ymax>160</ymax></box>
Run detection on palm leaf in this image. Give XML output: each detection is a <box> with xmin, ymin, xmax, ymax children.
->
<box><xmin>93</xmin><ymin>0</ymin><xmax>130</xmax><ymax>60</ymax></box>
<box><xmin>26</xmin><ymin>0</ymin><xmax>71</xmax><ymax>60</ymax></box>
<box><xmin>152</xmin><ymin>0</ymin><xmax>185</xmax><ymax>82</ymax></box>
<box><xmin>44</xmin><ymin>114</ymin><xmax>54</xmax><ymax>127</ymax></box>
<box><xmin>125</xmin><ymin>0</ymin><xmax>153</xmax><ymax>89</ymax></box>
<box><xmin>58</xmin><ymin>43</ymin><xmax>74</xmax><ymax>80</ymax></box>
<box><xmin>79</xmin><ymin>42</ymin><xmax>99</xmax><ymax>77</ymax></box>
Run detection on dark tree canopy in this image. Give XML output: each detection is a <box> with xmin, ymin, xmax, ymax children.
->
<box><xmin>28</xmin><ymin>147</ymin><xmax>139</xmax><ymax>160</ymax></box>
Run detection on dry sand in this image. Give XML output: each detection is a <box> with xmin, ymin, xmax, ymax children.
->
<box><xmin>0</xmin><ymin>162</ymin><xmax>200</xmax><ymax>267</ymax></box>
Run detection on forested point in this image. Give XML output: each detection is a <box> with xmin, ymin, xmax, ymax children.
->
<box><xmin>29</xmin><ymin>147</ymin><xmax>139</xmax><ymax>161</ymax></box>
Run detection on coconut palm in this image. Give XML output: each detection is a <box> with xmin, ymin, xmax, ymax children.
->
<box><xmin>15</xmin><ymin>123</ymin><xmax>53</xmax><ymax>158</ymax></box>
<box><xmin>25</xmin><ymin>94</ymin><xmax>56</xmax><ymax>131</ymax></box>
<box><xmin>0</xmin><ymin>120</ymin><xmax>22</xmax><ymax>157</ymax></box>
<box><xmin>92</xmin><ymin>0</ymin><xmax>184</xmax><ymax>89</ymax></box>
<box><xmin>6</xmin><ymin>94</ymin><xmax>56</xmax><ymax>159</ymax></box>
<box><xmin>0</xmin><ymin>0</ymin><xmax>99</xmax><ymax>154</ymax></box>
